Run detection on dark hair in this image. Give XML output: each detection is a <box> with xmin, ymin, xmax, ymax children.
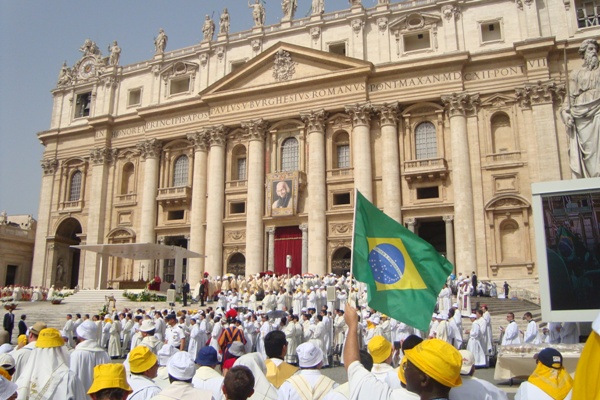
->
<box><xmin>524</xmin><ymin>312</ymin><xmax>533</xmax><ymax>319</ymax></box>
<box><xmin>224</xmin><ymin>366</ymin><xmax>255</xmax><ymax>400</ymax></box>
<box><xmin>20</xmin><ymin>315</ymin><xmax>26</xmax><ymax>320</ymax></box>
<box><xmin>359</xmin><ymin>349</ymin><xmax>374</xmax><ymax>372</ymax></box>
<box><xmin>76</xmin><ymin>313</ymin><xmax>81</xmax><ymax>318</ymax></box>
<box><xmin>264</xmin><ymin>330</ymin><xmax>287</xmax><ymax>359</ymax></box>
<box><xmin>401</xmin><ymin>335</ymin><xmax>423</xmax><ymax>352</ymax></box>
<box><xmin>507</xmin><ymin>312</ymin><xmax>515</xmax><ymax>319</ymax></box>
<box><xmin>93</xmin><ymin>388</ymin><xmax>130</xmax><ymax>400</ymax></box>
<box><xmin>448</xmin><ymin>308</ymin><xmax>455</xmax><ymax>318</ymax></box>
<box><xmin>316</xmin><ymin>314</ymin><xmax>323</xmax><ymax>322</ymax></box>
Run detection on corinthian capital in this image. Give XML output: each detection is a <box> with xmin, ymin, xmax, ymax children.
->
<box><xmin>345</xmin><ymin>103</ymin><xmax>373</xmax><ymax>126</ymax></box>
<box><xmin>136</xmin><ymin>138</ymin><xmax>162</xmax><ymax>160</ymax></box>
<box><xmin>441</xmin><ymin>92</ymin><xmax>480</xmax><ymax>117</ymax></box>
<box><xmin>300</xmin><ymin>109</ymin><xmax>327</xmax><ymax>133</ymax></box>
<box><xmin>41</xmin><ymin>158</ymin><xmax>59</xmax><ymax>175</ymax></box>
<box><xmin>241</xmin><ymin>119</ymin><xmax>269</xmax><ymax>141</ymax></box>
<box><xmin>515</xmin><ymin>80</ymin><xmax>564</xmax><ymax>108</ymax></box>
<box><xmin>89</xmin><ymin>147</ymin><xmax>116</xmax><ymax>165</ymax></box>
<box><xmin>373</xmin><ymin>102</ymin><xmax>399</xmax><ymax>126</ymax></box>
<box><xmin>187</xmin><ymin>130</ymin><xmax>209</xmax><ymax>151</ymax></box>
<box><xmin>208</xmin><ymin>125</ymin><xmax>228</xmax><ymax>147</ymax></box>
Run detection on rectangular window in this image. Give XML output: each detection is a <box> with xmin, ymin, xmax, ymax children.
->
<box><xmin>481</xmin><ymin>21</ymin><xmax>502</xmax><ymax>42</ymax></box>
<box><xmin>403</xmin><ymin>32</ymin><xmax>431</xmax><ymax>52</ymax></box>
<box><xmin>577</xmin><ymin>0</ymin><xmax>600</xmax><ymax>28</ymax></box>
<box><xmin>417</xmin><ymin>186</ymin><xmax>439</xmax><ymax>200</ymax></box>
<box><xmin>329</xmin><ymin>42</ymin><xmax>346</xmax><ymax>56</ymax></box>
<box><xmin>75</xmin><ymin>92</ymin><xmax>92</xmax><ymax>118</ymax></box>
<box><xmin>230</xmin><ymin>202</ymin><xmax>246</xmax><ymax>214</ymax></box>
<box><xmin>237</xmin><ymin>157</ymin><xmax>247</xmax><ymax>181</ymax></box>
<box><xmin>333</xmin><ymin>192</ymin><xmax>351</xmax><ymax>206</ymax></box>
<box><xmin>231</xmin><ymin>60</ymin><xmax>246</xmax><ymax>72</ymax></box>
<box><xmin>128</xmin><ymin>88</ymin><xmax>142</xmax><ymax>107</ymax></box>
<box><xmin>337</xmin><ymin>144</ymin><xmax>350</xmax><ymax>169</ymax></box>
<box><xmin>167</xmin><ymin>210</ymin><xmax>185</xmax><ymax>220</ymax></box>
<box><xmin>170</xmin><ymin>77</ymin><xmax>191</xmax><ymax>95</ymax></box>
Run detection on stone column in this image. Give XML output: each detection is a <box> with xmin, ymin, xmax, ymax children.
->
<box><xmin>516</xmin><ymin>82</ymin><xmax>563</xmax><ymax>181</ymax></box>
<box><xmin>405</xmin><ymin>218</ymin><xmax>416</xmax><ymax>233</ymax></box>
<box><xmin>242</xmin><ymin>119</ymin><xmax>269</xmax><ymax>276</ymax></box>
<box><xmin>374</xmin><ymin>103</ymin><xmax>401</xmax><ymax>222</ymax></box>
<box><xmin>301</xmin><ymin>110</ymin><xmax>328</xmax><ymax>276</ymax></box>
<box><xmin>346</xmin><ymin>103</ymin><xmax>374</xmax><ymax>201</ymax></box>
<box><xmin>205</xmin><ymin>126</ymin><xmax>228</xmax><ymax>277</ymax></box>
<box><xmin>267</xmin><ymin>227</ymin><xmax>275</xmax><ymax>272</ymax></box>
<box><xmin>441</xmin><ymin>92</ymin><xmax>479</xmax><ymax>276</ymax></box>
<box><xmin>443</xmin><ymin>215</ymin><xmax>455</xmax><ymax>267</ymax></box>
<box><xmin>84</xmin><ymin>147</ymin><xmax>116</xmax><ymax>289</ymax></box>
<box><xmin>31</xmin><ymin>159</ymin><xmax>59</xmax><ymax>287</ymax></box>
<box><xmin>157</xmin><ymin>237</ymin><xmax>165</xmax><ymax>279</ymax></box>
<box><xmin>136</xmin><ymin>139</ymin><xmax>162</xmax><ymax>279</ymax></box>
<box><xmin>187</xmin><ymin>131</ymin><xmax>209</xmax><ymax>285</ymax></box>
<box><xmin>300</xmin><ymin>224</ymin><xmax>308</xmax><ymax>275</ymax></box>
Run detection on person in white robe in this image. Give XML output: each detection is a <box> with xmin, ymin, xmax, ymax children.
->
<box><xmin>436</xmin><ymin>313</ymin><xmax>450</xmax><ymax>344</ymax></box>
<box><xmin>16</xmin><ymin>328</ymin><xmax>87</xmax><ymax>400</ymax></box>
<box><xmin>545</xmin><ymin>322</ymin><xmax>562</xmax><ymax>344</ymax></box>
<box><xmin>187</xmin><ymin>318</ymin><xmax>202</xmax><ymax>360</ymax></box>
<box><xmin>139</xmin><ymin>320</ymin><xmax>164</xmax><ymax>355</ymax></box>
<box><xmin>276</xmin><ymin>291</ymin><xmax>287</xmax><ymax>311</ymax></box>
<box><xmin>108</xmin><ymin>315</ymin><xmax>123</xmax><ymax>358</ymax></box>
<box><xmin>337</xmin><ymin>291</ymin><xmax>347</xmax><ymax>312</ymax></box>
<box><xmin>258</xmin><ymin>315</ymin><xmax>273</xmax><ymax>358</ymax></box>
<box><xmin>209</xmin><ymin>317</ymin><xmax>224</xmax><ymax>359</ymax></box>
<box><xmin>234</xmin><ymin>353</ymin><xmax>279</xmax><ymax>400</ymax></box>
<box><xmin>122</xmin><ymin>313</ymin><xmax>134</xmax><ymax>355</ymax></box>
<box><xmin>310</xmin><ymin>315</ymin><xmax>328</xmax><ymax>367</ymax></box>
<box><xmin>10</xmin><ymin>321</ymin><xmax>46</xmax><ymax>382</ymax></box>
<box><xmin>293</xmin><ymin>290</ymin><xmax>304</xmax><ymax>315</ymax></box>
<box><xmin>193</xmin><ymin>346</ymin><xmax>224</xmax><ymax>400</ymax></box>
<box><xmin>498</xmin><ymin>312</ymin><xmax>520</xmax><ymax>346</ymax></box>
<box><xmin>127</xmin><ymin>345</ymin><xmax>162</xmax><ymax>399</ymax></box>
<box><xmin>447</xmin><ymin>309</ymin><xmax>462</xmax><ymax>350</ymax></box>
<box><xmin>306</xmin><ymin>289</ymin><xmax>317</xmax><ymax>309</ymax></box>
<box><xmin>63</xmin><ymin>314</ymin><xmax>75</xmax><ymax>349</ymax></box>
<box><xmin>522</xmin><ymin>312</ymin><xmax>541</xmax><ymax>344</ymax></box>
<box><xmin>449</xmin><ymin>349</ymin><xmax>508</xmax><ymax>400</ymax></box>
<box><xmin>560</xmin><ymin>322</ymin><xmax>580</xmax><ymax>344</ymax></box>
<box><xmin>481</xmin><ymin>305</ymin><xmax>493</xmax><ymax>355</ymax></box>
<box><xmin>284</xmin><ymin>317</ymin><xmax>299</xmax><ymax>364</ymax></box>
<box><xmin>153</xmin><ymin>313</ymin><xmax>166</xmax><ymax>342</ymax></box>
<box><xmin>466</xmin><ymin>314</ymin><xmax>487</xmax><ymax>367</ymax></box>
<box><xmin>69</xmin><ymin>320</ymin><xmax>110</xmax><ymax>393</ymax></box>
<box><xmin>367</xmin><ymin>335</ymin><xmax>401</xmax><ymax>389</ymax></box>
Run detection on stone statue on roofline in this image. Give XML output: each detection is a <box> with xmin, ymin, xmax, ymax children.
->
<box><xmin>108</xmin><ymin>41</ymin><xmax>121</xmax><ymax>65</ymax></box>
<box><xmin>249</xmin><ymin>0</ymin><xmax>266</xmax><ymax>27</ymax></box>
<box><xmin>282</xmin><ymin>0</ymin><xmax>297</xmax><ymax>21</ymax></box>
<box><xmin>57</xmin><ymin>61</ymin><xmax>73</xmax><ymax>86</ymax></box>
<box><xmin>202</xmin><ymin>15</ymin><xmax>216</xmax><ymax>42</ymax></box>
<box><xmin>220</xmin><ymin>8</ymin><xmax>230</xmax><ymax>35</ymax></box>
<box><xmin>154</xmin><ymin>28</ymin><xmax>168</xmax><ymax>54</ymax></box>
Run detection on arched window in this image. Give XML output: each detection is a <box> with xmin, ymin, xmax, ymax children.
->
<box><xmin>69</xmin><ymin>171</ymin><xmax>82</xmax><ymax>201</ymax></box>
<box><xmin>173</xmin><ymin>155</ymin><xmax>189</xmax><ymax>187</ymax></box>
<box><xmin>491</xmin><ymin>113</ymin><xmax>512</xmax><ymax>153</ymax></box>
<box><xmin>415</xmin><ymin>121</ymin><xmax>437</xmax><ymax>159</ymax></box>
<box><xmin>120</xmin><ymin>163</ymin><xmax>135</xmax><ymax>195</ymax></box>
<box><xmin>334</xmin><ymin>132</ymin><xmax>350</xmax><ymax>169</ymax></box>
<box><xmin>281</xmin><ymin>137</ymin><xmax>299</xmax><ymax>171</ymax></box>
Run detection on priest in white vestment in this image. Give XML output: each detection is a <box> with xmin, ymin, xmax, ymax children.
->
<box><xmin>69</xmin><ymin>320</ymin><xmax>110</xmax><ymax>393</ymax></box>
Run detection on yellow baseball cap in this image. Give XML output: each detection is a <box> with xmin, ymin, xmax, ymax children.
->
<box><xmin>87</xmin><ymin>364</ymin><xmax>132</xmax><ymax>394</ymax></box>
<box><xmin>129</xmin><ymin>346</ymin><xmax>158</xmax><ymax>374</ymax></box>
<box><xmin>367</xmin><ymin>335</ymin><xmax>392</xmax><ymax>364</ymax></box>
<box><xmin>35</xmin><ymin>328</ymin><xmax>64</xmax><ymax>348</ymax></box>
<box><xmin>404</xmin><ymin>339</ymin><xmax>462</xmax><ymax>388</ymax></box>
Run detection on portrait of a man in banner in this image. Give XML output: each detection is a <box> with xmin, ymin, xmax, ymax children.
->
<box><xmin>272</xmin><ymin>180</ymin><xmax>293</xmax><ymax>209</ymax></box>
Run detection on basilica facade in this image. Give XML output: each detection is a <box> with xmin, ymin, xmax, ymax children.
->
<box><xmin>31</xmin><ymin>0</ymin><xmax>599</xmax><ymax>290</ymax></box>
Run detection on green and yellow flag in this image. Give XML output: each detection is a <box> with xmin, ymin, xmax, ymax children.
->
<box><xmin>352</xmin><ymin>190</ymin><xmax>453</xmax><ymax>331</ymax></box>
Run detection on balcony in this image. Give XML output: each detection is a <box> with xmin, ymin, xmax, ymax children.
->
<box><xmin>326</xmin><ymin>168</ymin><xmax>354</xmax><ymax>183</ymax></box>
<box><xmin>483</xmin><ymin>151</ymin><xmax>523</xmax><ymax>170</ymax></box>
<box><xmin>115</xmin><ymin>193</ymin><xmax>137</xmax><ymax>207</ymax></box>
<box><xmin>156</xmin><ymin>186</ymin><xmax>191</xmax><ymax>206</ymax></box>
<box><xmin>59</xmin><ymin>200</ymin><xmax>83</xmax><ymax>213</ymax></box>
<box><xmin>403</xmin><ymin>158</ymin><xmax>448</xmax><ymax>183</ymax></box>
<box><xmin>225</xmin><ymin>180</ymin><xmax>247</xmax><ymax>194</ymax></box>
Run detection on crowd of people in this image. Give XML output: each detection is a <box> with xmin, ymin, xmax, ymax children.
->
<box><xmin>0</xmin><ymin>271</ymin><xmax>594</xmax><ymax>399</ymax></box>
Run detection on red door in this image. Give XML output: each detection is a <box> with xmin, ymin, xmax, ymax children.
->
<box><xmin>274</xmin><ymin>226</ymin><xmax>302</xmax><ymax>276</ymax></box>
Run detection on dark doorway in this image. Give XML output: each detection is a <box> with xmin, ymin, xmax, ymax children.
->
<box><xmin>5</xmin><ymin>265</ymin><xmax>17</xmax><ymax>286</ymax></box>
<box><xmin>164</xmin><ymin>236</ymin><xmax>188</xmax><ymax>283</ymax></box>
<box><xmin>331</xmin><ymin>247</ymin><xmax>351</xmax><ymax>276</ymax></box>
<box><xmin>55</xmin><ymin>217</ymin><xmax>83</xmax><ymax>288</ymax></box>
<box><xmin>227</xmin><ymin>253</ymin><xmax>246</xmax><ymax>276</ymax></box>
<box><xmin>417</xmin><ymin>220</ymin><xmax>447</xmax><ymax>256</ymax></box>
<box><xmin>70</xmin><ymin>250</ymin><xmax>80</xmax><ymax>288</ymax></box>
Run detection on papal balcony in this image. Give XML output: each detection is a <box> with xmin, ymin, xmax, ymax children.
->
<box><xmin>115</xmin><ymin>193</ymin><xmax>137</xmax><ymax>207</ymax></box>
<box><xmin>156</xmin><ymin>186</ymin><xmax>191</xmax><ymax>206</ymax></box>
<box><xmin>403</xmin><ymin>158</ymin><xmax>448</xmax><ymax>183</ymax></box>
<box><xmin>59</xmin><ymin>199</ymin><xmax>83</xmax><ymax>213</ymax></box>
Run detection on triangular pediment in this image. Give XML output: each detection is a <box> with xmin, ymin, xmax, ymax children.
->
<box><xmin>480</xmin><ymin>93</ymin><xmax>517</xmax><ymax>107</ymax></box>
<box><xmin>201</xmin><ymin>42</ymin><xmax>373</xmax><ymax>101</ymax></box>
<box><xmin>389</xmin><ymin>12</ymin><xmax>441</xmax><ymax>32</ymax></box>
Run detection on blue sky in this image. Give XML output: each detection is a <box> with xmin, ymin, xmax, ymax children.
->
<box><xmin>0</xmin><ymin>0</ymin><xmax>381</xmax><ymax>218</ymax></box>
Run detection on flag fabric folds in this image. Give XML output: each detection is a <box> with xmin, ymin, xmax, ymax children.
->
<box><xmin>352</xmin><ymin>190</ymin><xmax>453</xmax><ymax>332</ymax></box>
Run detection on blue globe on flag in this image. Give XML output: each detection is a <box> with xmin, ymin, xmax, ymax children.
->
<box><xmin>368</xmin><ymin>243</ymin><xmax>405</xmax><ymax>286</ymax></box>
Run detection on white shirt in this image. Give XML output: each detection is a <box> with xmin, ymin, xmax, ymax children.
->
<box><xmin>501</xmin><ymin>320</ymin><xmax>521</xmax><ymax>345</ymax></box>
<box><xmin>515</xmin><ymin>381</ymin><xmax>572</xmax><ymax>400</ymax></box>
<box><xmin>128</xmin><ymin>374</ymin><xmax>162</xmax><ymax>400</ymax></box>
<box><xmin>192</xmin><ymin>366</ymin><xmax>224</xmax><ymax>400</ymax></box>
<box><xmin>449</xmin><ymin>375</ymin><xmax>508</xmax><ymax>400</ymax></box>
<box><xmin>278</xmin><ymin>369</ymin><xmax>338</xmax><ymax>400</ymax></box>
<box><xmin>70</xmin><ymin>339</ymin><xmax>111</xmax><ymax>392</ymax></box>
<box><xmin>524</xmin><ymin>320</ymin><xmax>540</xmax><ymax>344</ymax></box>
<box><xmin>347</xmin><ymin>361</ymin><xmax>419</xmax><ymax>400</ymax></box>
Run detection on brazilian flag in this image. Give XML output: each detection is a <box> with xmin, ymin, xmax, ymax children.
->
<box><xmin>352</xmin><ymin>190</ymin><xmax>453</xmax><ymax>331</ymax></box>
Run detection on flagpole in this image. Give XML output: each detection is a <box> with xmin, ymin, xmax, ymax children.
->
<box><xmin>349</xmin><ymin>188</ymin><xmax>359</xmax><ymax>306</ymax></box>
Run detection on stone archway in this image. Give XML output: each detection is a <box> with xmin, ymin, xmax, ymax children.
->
<box><xmin>227</xmin><ymin>253</ymin><xmax>246</xmax><ymax>276</ymax></box>
<box><xmin>331</xmin><ymin>247</ymin><xmax>351</xmax><ymax>276</ymax></box>
<box><xmin>53</xmin><ymin>217</ymin><xmax>83</xmax><ymax>288</ymax></box>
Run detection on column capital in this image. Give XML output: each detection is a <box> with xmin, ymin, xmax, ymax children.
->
<box><xmin>208</xmin><ymin>125</ymin><xmax>228</xmax><ymax>147</ymax></box>
<box><xmin>373</xmin><ymin>102</ymin><xmax>399</xmax><ymax>126</ymax></box>
<box><xmin>136</xmin><ymin>138</ymin><xmax>162</xmax><ymax>160</ymax></box>
<box><xmin>89</xmin><ymin>147</ymin><xmax>117</xmax><ymax>165</ymax></box>
<box><xmin>441</xmin><ymin>92</ymin><xmax>480</xmax><ymax>117</ymax></box>
<box><xmin>241</xmin><ymin>119</ymin><xmax>269</xmax><ymax>141</ymax></box>
<box><xmin>300</xmin><ymin>109</ymin><xmax>327</xmax><ymax>133</ymax></box>
<box><xmin>187</xmin><ymin>131</ymin><xmax>210</xmax><ymax>151</ymax></box>
<box><xmin>345</xmin><ymin>102</ymin><xmax>373</xmax><ymax>126</ymax></box>
<box><xmin>515</xmin><ymin>80</ymin><xmax>565</xmax><ymax>109</ymax></box>
<box><xmin>266</xmin><ymin>227</ymin><xmax>275</xmax><ymax>235</ymax></box>
<box><xmin>443</xmin><ymin>215</ymin><xmax>454</xmax><ymax>223</ymax></box>
<box><xmin>405</xmin><ymin>217</ymin><xmax>417</xmax><ymax>226</ymax></box>
<box><xmin>299</xmin><ymin>223</ymin><xmax>308</xmax><ymax>232</ymax></box>
<box><xmin>40</xmin><ymin>158</ymin><xmax>59</xmax><ymax>175</ymax></box>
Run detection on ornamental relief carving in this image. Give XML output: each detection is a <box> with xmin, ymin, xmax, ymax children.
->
<box><xmin>345</xmin><ymin>103</ymin><xmax>373</xmax><ymax>126</ymax></box>
<box><xmin>351</xmin><ymin>19</ymin><xmax>364</xmax><ymax>35</ymax></box>
<box><xmin>41</xmin><ymin>158</ymin><xmax>59</xmax><ymax>175</ymax></box>
<box><xmin>441</xmin><ymin>93</ymin><xmax>480</xmax><ymax>117</ymax></box>
<box><xmin>328</xmin><ymin>241</ymin><xmax>351</xmax><ymax>257</ymax></box>
<box><xmin>310</xmin><ymin>27</ymin><xmax>321</xmax><ymax>42</ymax></box>
<box><xmin>330</xmin><ymin>222</ymin><xmax>353</xmax><ymax>235</ymax></box>
<box><xmin>89</xmin><ymin>147</ymin><xmax>118</xmax><ymax>165</ymax></box>
<box><xmin>301</xmin><ymin>110</ymin><xmax>327</xmax><ymax>132</ymax></box>
<box><xmin>515</xmin><ymin>81</ymin><xmax>565</xmax><ymax>108</ymax></box>
<box><xmin>242</xmin><ymin>119</ymin><xmax>269</xmax><ymax>141</ymax></box>
<box><xmin>137</xmin><ymin>139</ymin><xmax>163</xmax><ymax>160</ymax></box>
<box><xmin>441</xmin><ymin>5</ymin><xmax>460</xmax><ymax>20</ymax></box>
<box><xmin>272</xmin><ymin>50</ymin><xmax>296</xmax><ymax>82</ymax></box>
<box><xmin>227</xmin><ymin>230</ymin><xmax>246</xmax><ymax>242</ymax></box>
